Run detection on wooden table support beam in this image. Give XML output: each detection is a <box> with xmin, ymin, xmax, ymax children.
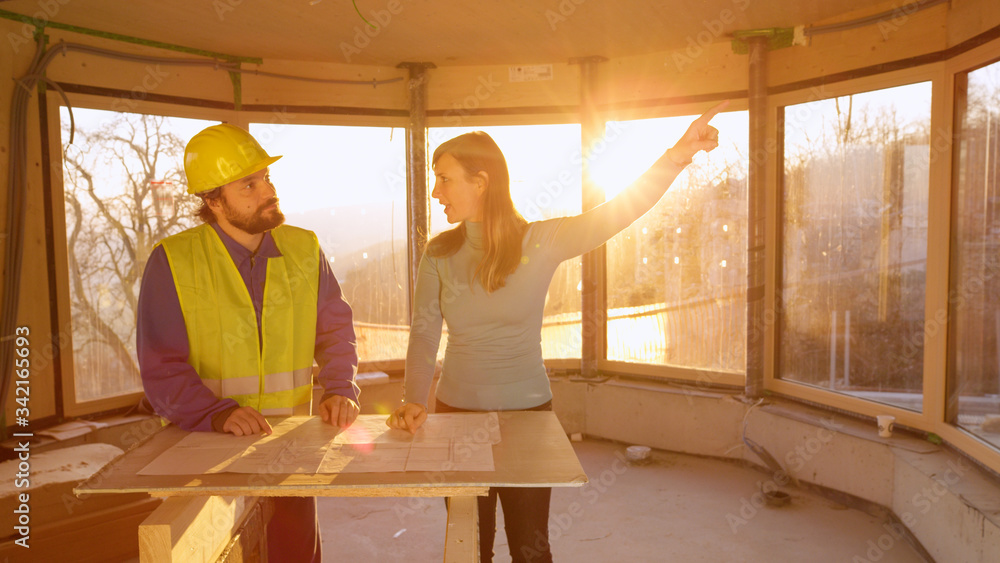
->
<box><xmin>445</xmin><ymin>496</ymin><xmax>479</xmax><ymax>563</ymax></box>
<box><xmin>139</xmin><ymin>495</ymin><xmax>260</xmax><ymax>563</ymax></box>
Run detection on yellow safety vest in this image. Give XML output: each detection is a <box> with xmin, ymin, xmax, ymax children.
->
<box><xmin>159</xmin><ymin>224</ymin><xmax>319</xmax><ymax>415</ymax></box>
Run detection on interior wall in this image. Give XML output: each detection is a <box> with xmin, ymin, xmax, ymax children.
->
<box><xmin>0</xmin><ymin>19</ymin><xmax>17</xmax><ymax>422</ymax></box>
<box><xmin>428</xmin><ymin>62</ymin><xmax>581</xmax><ymax>123</ymax></box>
<box><xmin>27</xmin><ymin>0</ymin><xmax>996</xmax><ymax>117</ymax></box>
<box><xmin>770</xmin><ymin>2</ymin><xmax>950</xmax><ymax>87</ymax></box>
<box><xmin>46</xmin><ymin>43</ymin><xmax>230</xmax><ymax>102</ymax></box>
<box><xmin>3</xmin><ymin>0</ymin><xmax>1000</xmax><ymax>423</ymax></box>
<box><xmin>600</xmin><ymin>41</ymin><xmax>747</xmax><ymax>118</ymax></box>
<box><xmin>948</xmin><ymin>0</ymin><xmax>1000</xmax><ymax>47</ymax></box>
<box><xmin>240</xmin><ymin>59</ymin><xmax>407</xmax><ymax>109</ymax></box>
<box><xmin>2</xmin><ymin>16</ymin><xmax>59</xmax><ymax>424</ymax></box>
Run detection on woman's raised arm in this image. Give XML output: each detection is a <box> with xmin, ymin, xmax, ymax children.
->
<box><xmin>548</xmin><ymin>101</ymin><xmax>729</xmax><ymax>260</ymax></box>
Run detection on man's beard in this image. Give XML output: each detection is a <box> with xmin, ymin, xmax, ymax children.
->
<box><xmin>221</xmin><ymin>195</ymin><xmax>285</xmax><ymax>234</ymax></box>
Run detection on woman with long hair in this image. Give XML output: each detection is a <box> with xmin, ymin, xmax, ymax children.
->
<box><xmin>387</xmin><ymin>102</ymin><xmax>727</xmax><ymax>562</ymax></box>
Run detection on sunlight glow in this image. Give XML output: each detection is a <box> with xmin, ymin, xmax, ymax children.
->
<box><xmin>590</xmin><ymin>111</ymin><xmax>749</xmax><ymax>200</ymax></box>
<box><xmin>428</xmin><ymin>124</ymin><xmax>582</xmax><ymax>231</ymax></box>
<box><xmin>249</xmin><ymin>124</ymin><xmax>406</xmax><ymax>214</ymax></box>
<box><xmin>606</xmin><ymin>305</ymin><xmax>669</xmax><ymax>363</ymax></box>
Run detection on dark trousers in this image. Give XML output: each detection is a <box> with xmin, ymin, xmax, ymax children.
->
<box><xmin>437</xmin><ymin>399</ymin><xmax>554</xmax><ymax>563</ymax></box>
<box><xmin>267</xmin><ymin>496</ymin><xmax>321</xmax><ymax>563</ymax></box>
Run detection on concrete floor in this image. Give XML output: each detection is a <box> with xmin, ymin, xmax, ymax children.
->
<box><xmin>318</xmin><ymin>439</ymin><xmax>929</xmax><ymax>562</ymax></box>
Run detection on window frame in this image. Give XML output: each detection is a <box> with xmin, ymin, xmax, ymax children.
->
<box><xmin>766</xmin><ymin>51</ymin><xmax>1000</xmax><ymax>474</ymax></box>
<box><xmin>595</xmin><ymin>106</ymin><xmax>750</xmax><ymax>388</ymax></box>
<box><xmin>48</xmin><ymin>38</ymin><xmax>1000</xmax><ymax>477</ymax></box>
<box><xmin>768</xmin><ymin>66</ymin><xmax>943</xmax><ymax>424</ymax></box>
<box><xmin>52</xmin><ymin>93</ymin><xmax>411</xmax><ymax>416</ymax></box>
<box><xmin>53</xmin><ymin>95</ymin><xmax>752</xmax><ymax>416</ymax></box>
<box><xmin>52</xmin><ymin>94</ymin><xmax>239</xmax><ymax>416</ymax></box>
<box><xmin>941</xmin><ymin>41</ymin><xmax>1000</xmax><ymax>471</ymax></box>
<box><xmin>775</xmin><ymin>74</ymin><xmax>936</xmax><ymax>412</ymax></box>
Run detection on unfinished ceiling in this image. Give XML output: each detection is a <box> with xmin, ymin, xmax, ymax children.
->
<box><xmin>0</xmin><ymin>0</ymin><xmax>884</xmax><ymax>66</ymax></box>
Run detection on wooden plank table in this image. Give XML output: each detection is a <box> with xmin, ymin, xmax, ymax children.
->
<box><xmin>75</xmin><ymin>411</ymin><xmax>588</xmax><ymax>562</ymax></box>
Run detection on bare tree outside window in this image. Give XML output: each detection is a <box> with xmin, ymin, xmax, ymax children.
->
<box><xmin>60</xmin><ymin>108</ymin><xmax>210</xmax><ymax>403</ymax></box>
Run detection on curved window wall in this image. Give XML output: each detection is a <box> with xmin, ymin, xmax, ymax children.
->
<box><xmin>48</xmin><ymin>36</ymin><xmax>1000</xmax><ymax>475</ymax></box>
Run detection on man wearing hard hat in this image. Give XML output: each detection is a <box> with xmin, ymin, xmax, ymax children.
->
<box><xmin>136</xmin><ymin>123</ymin><xmax>359</xmax><ymax>562</ymax></box>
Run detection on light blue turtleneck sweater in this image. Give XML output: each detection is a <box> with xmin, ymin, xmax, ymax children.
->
<box><xmin>404</xmin><ymin>157</ymin><xmax>686</xmax><ymax>410</ymax></box>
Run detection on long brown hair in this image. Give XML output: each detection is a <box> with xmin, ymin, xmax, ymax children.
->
<box><xmin>428</xmin><ymin>132</ymin><xmax>528</xmax><ymax>292</ymax></box>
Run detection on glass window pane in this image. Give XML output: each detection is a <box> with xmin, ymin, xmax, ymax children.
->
<box><xmin>61</xmin><ymin>107</ymin><xmax>214</xmax><ymax>402</ymax></box>
<box><xmin>252</xmin><ymin>124</ymin><xmax>408</xmax><ymax>364</ymax></box>
<box><xmin>601</xmin><ymin>112</ymin><xmax>748</xmax><ymax>372</ymax></box>
<box><xmin>428</xmin><ymin>125</ymin><xmax>583</xmax><ymax>359</ymax></box>
<box><xmin>780</xmin><ymin>83</ymin><xmax>931</xmax><ymax>411</ymax></box>
<box><xmin>951</xmin><ymin>59</ymin><xmax>1000</xmax><ymax>448</ymax></box>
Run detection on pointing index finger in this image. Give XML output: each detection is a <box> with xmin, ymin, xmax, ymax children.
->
<box><xmin>252</xmin><ymin>410</ymin><xmax>272</xmax><ymax>435</ymax></box>
<box><xmin>696</xmin><ymin>100</ymin><xmax>730</xmax><ymax>124</ymax></box>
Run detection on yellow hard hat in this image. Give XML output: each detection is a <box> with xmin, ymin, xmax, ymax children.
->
<box><xmin>183</xmin><ymin>123</ymin><xmax>282</xmax><ymax>194</ymax></box>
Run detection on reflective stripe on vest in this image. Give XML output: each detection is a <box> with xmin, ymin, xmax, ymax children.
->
<box><xmin>160</xmin><ymin>224</ymin><xmax>320</xmax><ymax>414</ymax></box>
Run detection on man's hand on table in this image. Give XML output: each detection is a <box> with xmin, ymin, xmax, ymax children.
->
<box><xmin>320</xmin><ymin>395</ymin><xmax>360</xmax><ymax>428</ymax></box>
<box><xmin>386</xmin><ymin>402</ymin><xmax>427</xmax><ymax>434</ymax></box>
<box><xmin>222</xmin><ymin>406</ymin><xmax>273</xmax><ymax>436</ymax></box>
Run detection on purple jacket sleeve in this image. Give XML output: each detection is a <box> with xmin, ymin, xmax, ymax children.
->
<box><xmin>136</xmin><ymin>245</ymin><xmax>239</xmax><ymax>432</ymax></box>
<box><xmin>314</xmin><ymin>248</ymin><xmax>360</xmax><ymax>403</ymax></box>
